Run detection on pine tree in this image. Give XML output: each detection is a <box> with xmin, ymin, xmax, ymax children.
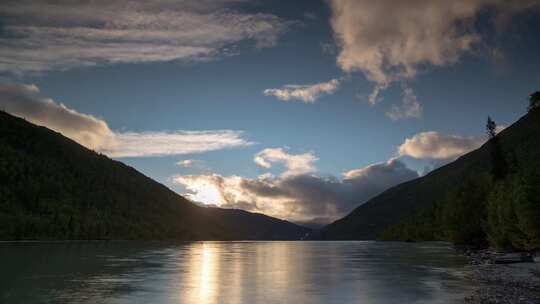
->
<box><xmin>528</xmin><ymin>91</ymin><xmax>540</xmax><ymax>111</ymax></box>
<box><xmin>486</xmin><ymin>116</ymin><xmax>496</xmax><ymax>139</ymax></box>
<box><xmin>486</xmin><ymin>116</ymin><xmax>506</xmax><ymax>180</ymax></box>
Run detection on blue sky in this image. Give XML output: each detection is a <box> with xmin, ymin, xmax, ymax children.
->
<box><xmin>1</xmin><ymin>0</ymin><xmax>539</xmax><ymax>225</ymax></box>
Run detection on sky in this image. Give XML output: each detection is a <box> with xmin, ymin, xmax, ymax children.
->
<box><xmin>1</xmin><ymin>0</ymin><xmax>540</xmax><ymax>227</ymax></box>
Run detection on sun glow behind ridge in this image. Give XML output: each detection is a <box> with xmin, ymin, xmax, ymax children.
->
<box><xmin>183</xmin><ymin>180</ymin><xmax>224</xmax><ymax>206</ymax></box>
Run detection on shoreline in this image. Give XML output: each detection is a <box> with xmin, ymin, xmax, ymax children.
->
<box><xmin>462</xmin><ymin>250</ymin><xmax>540</xmax><ymax>303</ymax></box>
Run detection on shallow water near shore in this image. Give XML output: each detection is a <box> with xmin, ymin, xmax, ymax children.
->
<box><xmin>0</xmin><ymin>241</ymin><xmax>473</xmax><ymax>304</ymax></box>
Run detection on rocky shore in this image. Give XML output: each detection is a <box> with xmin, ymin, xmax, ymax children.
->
<box><xmin>463</xmin><ymin>250</ymin><xmax>540</xmax><ymax>303</ymax></box>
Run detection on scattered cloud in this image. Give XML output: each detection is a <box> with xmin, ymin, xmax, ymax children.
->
<box><xmin>398</xmin><ymin>131</ymin><xmax>484</xmax><ymax>160</ymax></box>
<box><xmin>329</xmin><ymin>0</ymin><xmax>486</xmax><ymax>86</ymax></box>
<box><xmin>257</xmin><ymin>172</ymin><xmax>275</xmax><ymax>180</ymax></box>
<box><xmin>177</xmin><ymin>159</ymin><xmax>205</xmax><ymax>168</ymax></box>
<box><xmin>367</xmin><ymin>84</ymin><xmax>386</xmax><ymax>105</ymax></box>
<box><xmin>320</xmin><ymin>42</ymin><xmax>338</xmax><ymax>56</ymax></box>
<box><xmin>398</xmin><ymin>126</ymin><xmax>508</xmax><ymax>173</ymax></box>
<box><xmin>264</xmin><ymin>79</ymin><xmax>340</xmax><ymax>103</ymax></box>
<box><xmin>385</xmin><ymin>87</ymin><xmax>423</xmax><ymax>120</ymax></box>
<box><xmin>0</xmin><ymin>0</ymin><xmax>290</xmax><ymax>75</ymax></box>
<box><xmin>0</xmin><ymin>83</ymin><xmax>253</xmax><ymax>157</ymax></box>
<box><xmin>328</xmin><ymin>0</ymin><xmax>538</xmax><ymax>114</ymax></box>
<box><xmin>174</xmin><ymin>150</ymin><xmax>418</xmax><ymax>224</ymax></box>
<box><xmin>0</xmin><ymin>83</ymin><xmax>114</xmax><ymax>149</ymax></box>
<box><xmin>105</xmin><ymin>130</ymin><xmax>252</xmax><ymax>158</ymax></box>
<box><xmin>254</xmin><ymin>147</ymin><xmax>318</xmax><ymax>177</ymax></box>
<box><xmin>303</xmin><ymin>12</ymin><xmax>318</xmax><ymax>20</ymax></box>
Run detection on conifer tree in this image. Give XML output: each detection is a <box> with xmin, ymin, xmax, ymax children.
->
<box><xmin>528</xmin><ymin>91</ymin><xmax>540</xmax><ymax>111</ymax></box>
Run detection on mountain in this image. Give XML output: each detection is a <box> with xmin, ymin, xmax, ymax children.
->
<box><xmin>0</xmin><ymin>111</ymin><xmax>309</xmax><ymax>240</ymax></box>
<box><xmin>317</xmin><ymin>108</ymin><xmax>540</xmax><ymax>241</ymax></box>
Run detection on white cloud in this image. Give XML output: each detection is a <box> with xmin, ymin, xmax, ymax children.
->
<box><xmin>257</xmin><ymin>172</ymin><xmax>275</xmax><ymax>180</ymax></box>
<box><xmin>263</xmin><ymin>79</ymin><xmax>340</xmax><ymax>103</ymax></box>
<box><xmin>367</xmin><ymin>84</ymin><xmax>386</xmax><ymax>105</ymax></box>
<box><xmin>343</xmin><ymin>157</ymin><xmax>401</xmax><ymax>179</ymax></box>
<box><xmin>398</xmin><ymin>131</ymin><xmax>484</xmax><ymax>159</ymax></box>
<box><xmin>328</xmin><ymin>0</ymin><xmax>538</xmax><ymax>113</ymax></box>
<box><xmin>177</xmin><ymin>159</ymin><xmax>205</xmax><ymax>168</ymax></box>
<box><xmin>329</xmin><ymin>0</ymin><xmax>490</xmax><ymax>85</ymax></box>
<box><xmin>254</xmin><ymin>148</ymin><xmax>318</xmax><ymax>177</ymax></box>
<box><xmin>104</xmin><ymin>130</ymin><xmax>252</xmax><ymax>158</ymax></box>
<box><xmin>398</xmin><ymin>126</ymin><xmax>508</xmax><ymax>173</ymax></box>
<box><xmin>0</xmin><ymin>0</ymin><xmax>290</xmax><ymax>75</ymax></box>
<box><xmin>174</xmin><ymin>151</ymin><xmax>418</xmax><ymax>224</ymax></box>
<box><xmin>0</xmin><ymin>83</ymin><xmax>114</xmax><ymax>150</ymax></box>
<box><xmin>385</xmin><ymin>87</ymin><xmax>423</xmax><ymax>120</ymax></box>
<box><xmin>0</xmin><ymin>83</ymin><xmax>253</xmax><ymax>157</ymax></box>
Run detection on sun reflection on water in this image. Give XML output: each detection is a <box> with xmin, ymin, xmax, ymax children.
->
<box><xmin>1</xmin><ymin>242</ymin><xmax>471</xmax><ymax>303</ymax></box>
<box><xmin>188</xmin><ymin>243</ymin><xmax>218</xmax><ymax>304</ymax></box>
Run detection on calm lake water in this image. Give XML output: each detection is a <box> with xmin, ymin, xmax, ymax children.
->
<box><xmin>0</xmin><ymin>241</ymin><xmax>472</xmax><ymax>304</ymax></box>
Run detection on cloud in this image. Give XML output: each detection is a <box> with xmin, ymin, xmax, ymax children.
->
<box><xmin>303</xmin><ymin>12</ymin><xmax>318</xmax><ymax>20</ymax></box>
<box><xmin>104</xmin><ymin>130</ymin><xmax>252</xmax><ymax>158</ymax></box>
<box><xmin>177</xmin><ymin>159</ymin><xmax>205</xmax><ymax>168</ymax></box>
<box><xmin>0</xmin><ymin>0</ymin><xmax>290</xmax><ymax>75</ymax></box>
<box><xmin>263</xmin><ymin>79</ymin><xmax>340</xmax><ymax>103</ymax></box>
<box><xmin>0</xmin><ymin>83</ymin><xmax>114</xmax><ymax>149</ymax></box>
<box><xmin>174</xmin><ymin>151</ymin><xmax>418</xmax><ymax>224</ymax></box>
<box><xmin>329</xmin><ymin>0</ymin><xmax>489</xmax><ymax>85</ymax></box>
<box><xmin>328</xmin><ymin>0</ymin><xmax>538</xmax><ymax>112</ymax></box>
<box><xmin>320</xmin><ymin>42</ymin><xmax>337</xmax><ymax>56</ymax></box>
<box><xmin>398</xmin><ymin>131</ymin><xmax>484</xmax><ymax>159</ymax></box>
<box><xmin>367</xmin><ymin>84</ymin><xmax>386</xmax><ymax>105</ymax></box>
<box><xmin>385</xmin><ymin>87</ymin><xmax>423</xmax><ymax>120</ymax></box>
<box><xmin>0</xmin><ymin>83</ymin><xmax>253</xmax><ymax>157</ymax></box>
<box><xmin>254</xmin><ymin>147</ymin><xmax>318</xmax><ymax>177</ymax></box>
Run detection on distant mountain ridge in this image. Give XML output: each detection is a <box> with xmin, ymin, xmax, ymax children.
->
<box><xmin>317</xmin><ymin>108</ymin><xmax>540</xmax><ymax>240</ymax></box>
<box><xmin>0</xmin><ymin>111</ymin><xmax>309</xmax><ymax>240</ymax></box>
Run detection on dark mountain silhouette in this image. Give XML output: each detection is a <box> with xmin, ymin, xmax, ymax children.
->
<box><xmin>0</xmin><ymin>111</ymin><xmax>309</xmax><ymax>240</ymax></box>
<box><xmin>317</xmin><ymin>108</ymin><xmax>540</xmax><ymax>241</ymax></box>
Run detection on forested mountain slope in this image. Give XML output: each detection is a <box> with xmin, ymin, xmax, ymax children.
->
<box><xmin>0</xmin><ymin>111</ymin><xmax>309</xmax><ymax>240</ymax></box>
<box><xmin>318</xmin><ymin>108</ymin><xmax>540</xmax><ymax>244</ymax></box>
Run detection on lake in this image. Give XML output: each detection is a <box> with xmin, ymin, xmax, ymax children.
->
<box><xmin>0</xmin><ymin>241</ymin><xmax>473</xmax><ymax>304</ymax></box>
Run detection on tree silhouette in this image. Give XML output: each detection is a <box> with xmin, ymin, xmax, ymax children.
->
<box><xmin>485</xmin><ymin>116</ymin><xmax>506</xmax><ymax>180</ymax></box>
<box><xmin>486</xmin><ymin>116</ymin><xmax>496</xmax><ymax>139</ymax></box>
<box><xmin>529</xmin><ymin>91</ymin><xmax>540</xmax><ymax>111</ymax></box>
